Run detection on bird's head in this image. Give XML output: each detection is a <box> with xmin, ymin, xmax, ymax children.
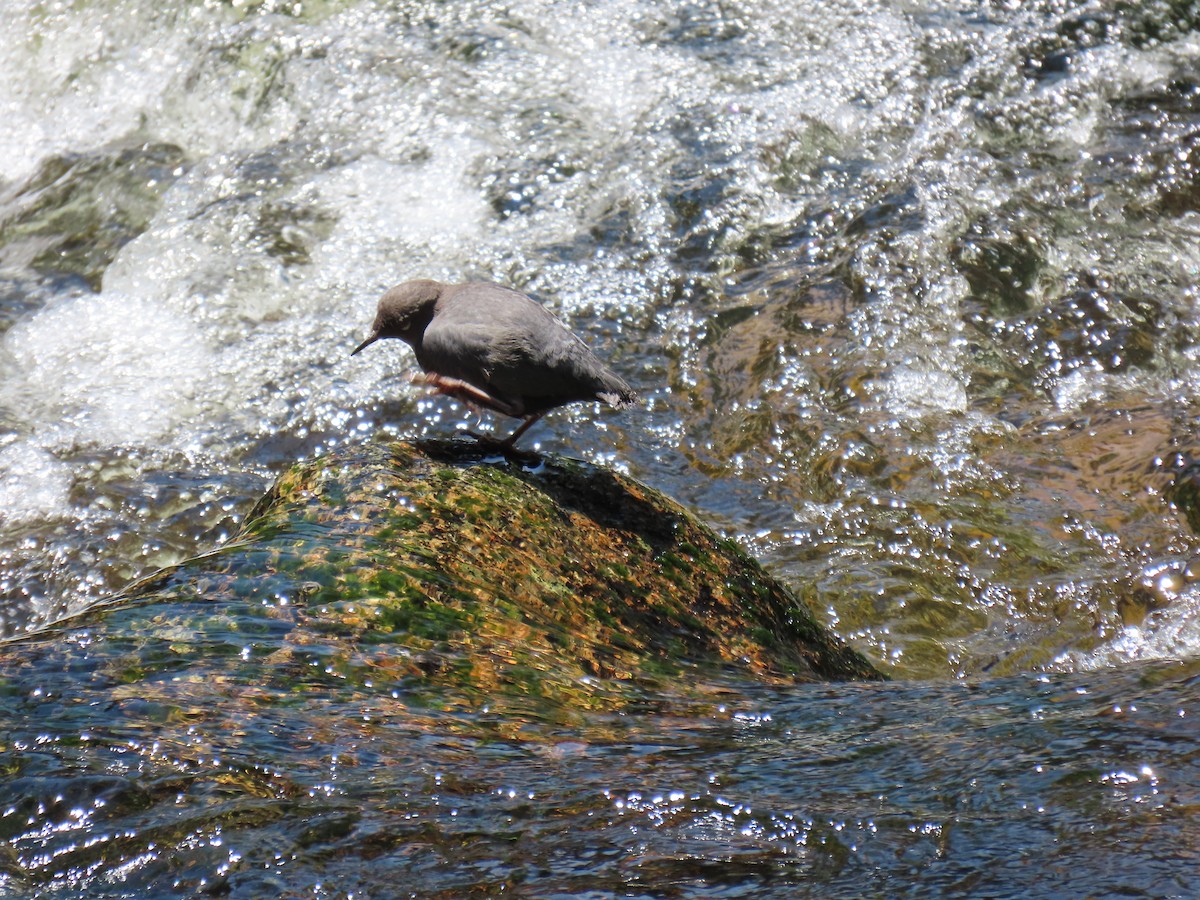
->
<box><xmin>352</xmin><ymin>279</ymin><xmax>443</xmax><ymax>355</ymax></box>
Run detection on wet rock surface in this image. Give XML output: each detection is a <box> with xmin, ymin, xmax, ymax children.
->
<box><xmin>108</xmin><ymin>439</ymin><xmax>879</xmax><ymax>696</ymax></box>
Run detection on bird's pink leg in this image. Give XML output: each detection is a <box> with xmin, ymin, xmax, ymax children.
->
<box><xmin>411</xmin><ymin>372</ymin><xmax>541</xmax><ymax>451</ymax></box>
<box><xmin>500</xmin><ymin>413</ymin><xmax>543</xmax><ymax>448</ymax></box>
<box><xmin>412</xmin><ymin>373</ymin><xmax>520</xmax><ymax>417</ymax></box>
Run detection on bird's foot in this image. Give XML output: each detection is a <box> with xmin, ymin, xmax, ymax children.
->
<box><xmin>460</xmin><ymin>429</ymin><xmax>540</xmax><ymax>465</ymax></box>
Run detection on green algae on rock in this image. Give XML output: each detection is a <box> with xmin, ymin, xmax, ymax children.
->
<box><xmin>117</xmin><ymin>439</ymin><xmax>879</xmax><ymax>706</ymax></box>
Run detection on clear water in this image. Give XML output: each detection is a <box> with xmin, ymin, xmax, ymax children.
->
<box><xmin>2</xmin><ymin>0</ymin><xmax>1200</xmax><ymax>893</ymax></box>
<box><xmin>0</xmin><ymin>636</ymin><xmax>1194</xmax><ymax>898</ymax></box>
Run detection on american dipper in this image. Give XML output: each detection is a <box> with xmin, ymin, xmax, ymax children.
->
<box><xmin>352</xmin><ymin>279</ymin><xmax>637</xmax><ymax>448</ymax></box>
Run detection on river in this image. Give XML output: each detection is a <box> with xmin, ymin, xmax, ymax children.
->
<box><xmin>0</xmin><ymin>0</ymin><xmax>1198</xmax><ymax>895</ymax></box>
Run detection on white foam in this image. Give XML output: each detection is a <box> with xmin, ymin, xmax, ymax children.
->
<box><xmin>102</xmin><ymin>159</ymin><xmax>295</xmax><ymax>333</ymax></box>
<box><xmin>2</xmin><ymin>291</ymin><xmax>210</xmax><ymax>448</ymax></box>
<box><xmin>310</xmin><ymin>147</ymin><xmax>490</xmax><ymax>283</ymax></box>
<box><xmin>1071</xmin><ymin>588</ymin><xmax>1200</xmax><ymax>668</ymax></box>
<box><xmin>0</xmin><ymin>442</ymin><xmax>71</xmax><ymax>526</ymax></box>
<box><xmin>0</xmin><ymin>2</ymin><xmax>195</xmax><ymax>184</ymax></box>
<box><xmin>1052</xmin><ymin>369</ymin><xmax>1107</xmax><ymax>411</ymax></box>
<box><xmin>877</xmin><ymin>365</ymin><xmax>969</xmax><ymax>419</ymax></box>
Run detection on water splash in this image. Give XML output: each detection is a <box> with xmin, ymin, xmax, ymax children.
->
<box><xmin>1</xmin><ymin>0</ymin><xmax>1199</xmax><ymax>671</ymax></box>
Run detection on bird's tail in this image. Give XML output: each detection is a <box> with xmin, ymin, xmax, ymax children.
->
<box><xmin>597</xmin><ymin>376</ymin><xmax>638</xmax><ymax>410</ymax></box>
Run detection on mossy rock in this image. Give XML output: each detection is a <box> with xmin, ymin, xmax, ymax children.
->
<box><xmin>107</xmin><ymin>439</ymin><xmax>876</xmax><ymax>704</ymax></box>
<box><xmin>0</xmin><ymin>439</ymin><xmax>877</xmax><ymax>743</ymax></box>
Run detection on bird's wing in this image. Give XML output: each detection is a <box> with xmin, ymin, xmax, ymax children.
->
<box><xmin>418</xmin><ymin>318</ymin><xmax>509</xmax><ymax>385</ymax></box>
<box><xmin>421</xmin><ymin>284</ymin><xmax>632</xmax><ymax>414</ymax></box>
<box><xmin>423</xmin><ymin>317</ymin><xmax>588</xmax><ymax>401</ymax></box>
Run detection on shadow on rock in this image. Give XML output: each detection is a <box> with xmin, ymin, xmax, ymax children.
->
<box><xmin>416</xmin><ymin>437</ymin><xmax>679</xmax><ymax>551</ymax></box>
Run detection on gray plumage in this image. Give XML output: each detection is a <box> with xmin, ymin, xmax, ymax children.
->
<box><xmin>352</xmin><ymin>279</ymin><xmax>636</xmax><ymax>447</ymax></box>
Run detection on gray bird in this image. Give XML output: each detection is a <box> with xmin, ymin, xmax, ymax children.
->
<box><xmin>352</xmin><ymin>279</ymin><xmax>637</xmax><ymax>448</ymax></box>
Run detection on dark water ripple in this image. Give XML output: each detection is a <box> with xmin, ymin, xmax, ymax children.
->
<box><xmin>1</xmin><ymin>657</ymin><xmax>1194</xmax><ymax>897</ymax></box>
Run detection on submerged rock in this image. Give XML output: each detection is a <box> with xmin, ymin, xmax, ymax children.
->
<box><xmin>0</xmin><ymin>143</ymin><xmax>187</xmax><ymax>290</ymax></box>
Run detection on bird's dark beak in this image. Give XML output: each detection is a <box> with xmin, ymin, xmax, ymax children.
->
<box><xmin>351</xmin><ymin>333</ymin><xmax>379</xmax><ymax>356</ymax></box>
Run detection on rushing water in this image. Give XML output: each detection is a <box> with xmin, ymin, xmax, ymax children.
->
<box><xmin>4</xmin><ymin>0</ymin><xmax>1200</xmax><ymax>670</ymax></box>
<box><xmin>1</xmin><ymin>0</ymin><xmax>1200</xmax><ymax>893</ymax></box>
<box><xmin>0</xmin><ymin>637</ymin><xmax>1195</xmax><ymax>898</ymax></box>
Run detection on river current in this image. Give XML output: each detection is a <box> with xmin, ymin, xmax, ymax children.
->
<box><xmin>1</xmin><ymin>0</ymin><xmax>1198</xmax><ymax>895</ymax></box>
